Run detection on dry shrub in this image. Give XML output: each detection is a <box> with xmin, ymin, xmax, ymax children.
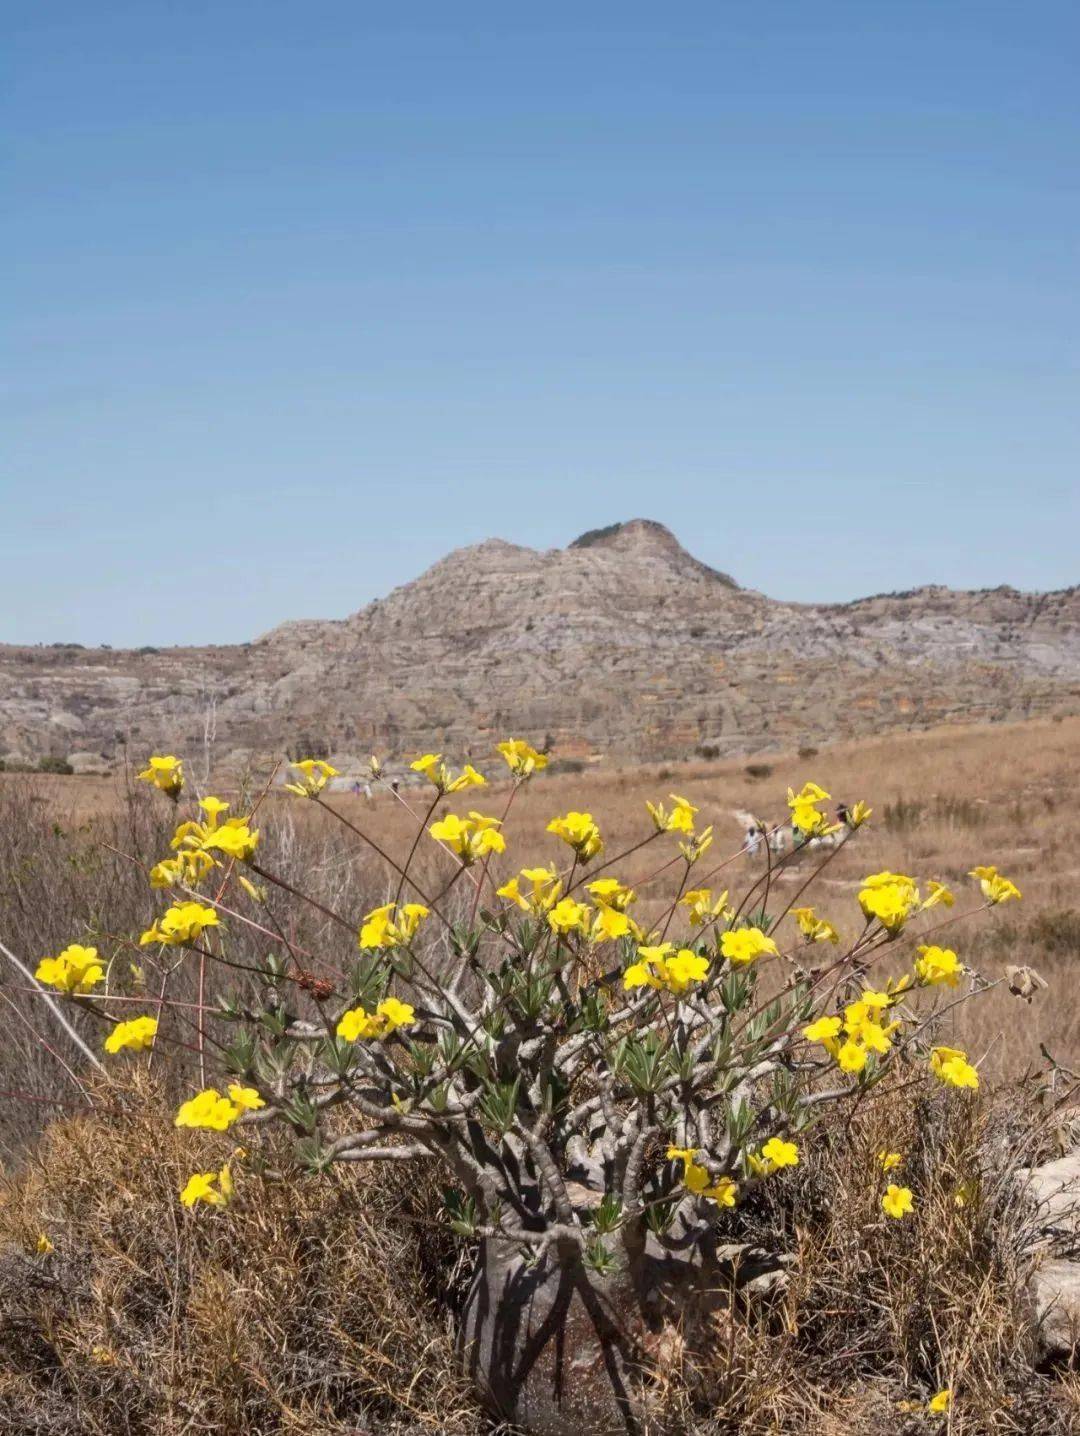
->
<box><xmin>647</xmin><ymin>1081</ymin><xmax>1077</xmax><ymax>1434</ymax></box>
<box><xmin>0</xmin><ymin>1072</ymin><xmax>482</xmax><ymax>1436</ymax></box>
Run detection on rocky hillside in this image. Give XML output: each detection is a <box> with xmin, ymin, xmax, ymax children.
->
<box><xmin>2</xmin><ymin>519</ymin><xmax>1079</xmax><ymax>774</ymax></box>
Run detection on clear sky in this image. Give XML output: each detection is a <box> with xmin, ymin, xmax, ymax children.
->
<box><xmin>4</xmin><ymin>1</ymin><xmax>1078</xmax><ymax>647</ymax></box>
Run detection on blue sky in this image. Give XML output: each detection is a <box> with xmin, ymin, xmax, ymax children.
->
<box><xmin>4</xmin><ymin>2</ymin><xmax>1078</xmax><ymax>646</ymax></box>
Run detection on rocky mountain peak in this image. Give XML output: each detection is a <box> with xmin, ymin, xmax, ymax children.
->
<box><xmin>568</xmin><ymin>519</ymin><xmax>739</xmax><ymax>587</ymax></box>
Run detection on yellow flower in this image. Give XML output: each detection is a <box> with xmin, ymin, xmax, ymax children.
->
<box><xmin>646</xmin><ymin>794</ymin><xmax>698</xmax><ymax>835</ymax></box>
<box><xmin>969</xmin><ymin>865</ymin><xmax>1021</xmax><ymax>904</ymax></box>
<box><xmin>377</xmin><ymin>997</ymin><xmax>415</xmax><ymax>1032</ymax></box>
<box><xmin>878</xmin><ymin>1150</ymin><xmax>902</xmax><ymax>1172</ymax></box>
<box><xmin>547</xmin><ymin>897</ymin><xmax>591</xmax><ymax>936</ymax></box>
<box><xmin>149</xmin><ymin>848</ymin><xmax>217</xmax><ymax>889</ymax></box>
<box><xmin>663</xmin><ymin>949</ymin><xmax>711</xmax><ymax>993</ymax></box>
<box><xmin>337</xmin><ymin>997</ymin><xmax>416</xmax><ymax>1041</ymax></box>
<box><xmin>35</xmin><ymin>1233</ymin><xmax>54</xmax><ymax>1256</ymax></box>
<box><xmin>760</xmin><ymin>1137</ymin><xmax>799</xmax><ymax>1169</ymax></box>
<box><xmin>720</xmin><ymin>927</ymin><xmax>778</xmax><ymax>965</ymax></box>
<box><xmin>218</xmin><ymin>1162</ymin><xmax>235</xmax><ymax>1203</ymax></box>
<box><xmin>859</xmin><ymin>1022</ymin><xmax>892</xmax><ymax>1056</ymax></box>
<box><xmin>238</xmin><ymin>875</ymin><xmax>266</xmax><ymax>903</ymax></box>
<box><xmin>411</xmin><ymin>753</ymin><xmax>486</xmax><ymax>793</ymax></box>
<box><xmin>928</xmin><ymin>1389</ymin><xmax>951</xmax><ymax>1413</ymax></box>
<box><xmin>174</xmin><ymin>1088</ymin><xmax>240</xmax><ymax>1131</ymax></box>
<box><xmin>429</xmin><ymin>812</ymin><xmax>506</xmax><ymax>864</ymax></box>
<box><xmin>358</xmin><ymin>902</ymin><xmax>430</xmax><ymax>949</ymax></box>
<box><xmin>791</xmin><ymin>781</ymin><xmax>830</xmax><ymax>804</ymax></box>
<box><xmin>930</xmin><ymin>1045</ymin><xmax>979</xmax><ymax>1090</ymax></box>
<box><xmin>203</xmin><ymin>819</ymin><xmax>260</xmax><ymax>863</ymax></box>
<box><xmin>623</xmin><ymin>944</ymin><xmax>709</xmax><ymax>994</ymax></box>
<box><xmin>497</xmin><ymin>738</ymin><xmax>548</xmax><ymax>777</ymax></box>
<box><xmin>803</xmin><ymin>1015</ymin><xmax>843</xmax><ymax>1045</ymax></box>
<box><xmin>680</xmin><ymin>888</ymin><xmax>731</xmax><ymax>928</ymax></box>
<box><xmin>846</xmin><ymin>799</ymin><xmax>872</xmax><ymax>829</ymax></box>
<box><xmin>138</xmin><ymin>754</ymin><xmax>184</xmax><ymax>798</ymax></box>
<box><xmin>587</xmin><ymin>877</ymin><xmax>634</xmax><ymax>910</ymax></box>
<box><xmin>103</xmin><ymin>1015</ymin><xmax>158</xmax><ymax>1054</ymax></box>
<box><xmin>546</xmin><ymin>810</ymin><xmax>603</xmax><ymax>862</ymax></box>
<box><xmin>706</xmin><ymin>1175</ymin><xmax>739</xmax><ymax>1207</ymax></box>
<box><xmin>337</xmin><ymin>1006</ymin><xmax>380</xmax><ymax>1041</ymax></box>
<box><xmin>284</xmin><ymin>757</ymin><xmax>339</xmax><ymax>797</ymax></box>
<box><xmin>180</xmin><ymin>1168</ymin><xmax>231</xmax><ymax>1208</ymax></box>
<box><xmin>922</xmin><ymin>879</ymin><xmax>955</xmax><ymax>910</ymax></box>
<box><xmin>669</xmin><ymin>1147</ymin><xmax>738</xmax><ymax>1205</ymax></box>
<box><xmin>498</xmin><ymin>865</ymin><xmax>562</xmax><ymax>912</ymax></box>
<box><xmin>35</xmin><ymin>943</ymin><xmax>105</xmax><ymax>994</ymax></box>
<box><xmin>140</xmin><ymin>901</ymin><xmax>220</xmax><ymax>947</ymax></box>
<box><xmin>623</xmin><ymin>953</ymin><xmax>667</xmax><ymax>990</ymax></box>
<box><xmin>881</xmin><ymin>1184</ymin><xmax>914</xmax><ymax>1219</ymax></box>
<box><xmin>836</xmin><ymin>1040</ymin><xmax>868</xmax><ymax>1073</ymax></box>
<box><xmin>679</xmin><ymin>826</ymin><xmax>714</xmax><ymax>864</ymax></box>
<box><xmin>914</xmin><ymin>944</ymin><xmax>963</xmax><ymax>987</ymax></box>
<box><xmin>787</xmin><ymin>782</ymin><xmax>838</xmax><ymax>839</ymax></box>
<box><xmin>858</xmin><ymin>871</ymin><xmax>920</xmax><ymax>934</ymax></box>
<box><xmin>227</xmin><ymin>1083</ymin><xmax>265</xmax><ymax>1112</ymax></box>
<box><xmin>666</xmin><ymin>1145</ymin><xmax>698</xmax><ymax>1163</ymax></box>
<box><xmin>792</xmin><ymin>907</ymin><xmax>839</xmax><ymax>944</ymax></box>
<box><xmin>591</xmin><ymin>904</ymin><xmax>637</xmax><ymax>942</ymax></box>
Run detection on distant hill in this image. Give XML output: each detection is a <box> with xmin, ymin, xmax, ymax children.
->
<box><xmin>2</xmin><ymin>519</ymin><xmax>1079</xmax><ymax>773</ymax></box>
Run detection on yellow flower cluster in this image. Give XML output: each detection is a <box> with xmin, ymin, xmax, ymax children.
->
<box><xmin>284</xmin><ymin>757</ymin><xmax>339</xmax><ymax>797</ymax></box>
<box><xmin>624</xmin><ymin>944</ymin><xmax>710</xmax><ymax>994</ymax></box>
<box><xmin>914</xmin><ymin>944</ymin><xmax>963</xmax><ymax>987</ymax></box>
<box><xmin>667</xmin><ymin>1147</ymin><xmax>739</xmax><ymax>1206</ymax></box>
<box><xmin>497</xmin><ymin>865</ymin><xmax>562</xmax><ymax>912</ymax></box>
<box><xmin>680</xmin><ymin>888</ymin><xmax>731</xmax><ymax>928</ymax></box>
<box><xmin>336</xmin><ymin>996</ymin><xmax>416</xmax><ymax>1041</ymax></box>
<box><xmin>497</xmin><ymin>738</ymin><xmax>548</xmax><ymax>777</ymax></box>
<box><xmin>546</xmin><ymin>810</ymin><xmax>603</xmax><ymax>862</ymax></box>
<box><xmin>170</xmin><ymin>797</ymin><xmax>260</xmax><ymax>865</ymax></box>
<box><xmin>411</xmin><ymin>753</ymin><xmax>486</xmax><ymax>793</ymax></box>
<box><xmin>587</xmin><ymin>877</ymin><xmax>642</xmax><ymax>942</ymax></box>
<box><xmin>792</xmin><ymin>906</ymin><xmax>839</xmax><ymax>944</ymax></box>
<box><xmin>858</xmin><ymin>871</ymin><xmax>958</xmax><ymax>936</ymax></box>
<box><xmin>645</xmin><ymin>794</ymin><xmax>698</xmax><ymax>835</ymax></box>
<box><xmin>175</xmin><ymin>1084</ymin><xmax>265</xmax><ymax>1131</ymax></box>
<box><xmin>140</xmin><ymin>901</ymin><xmax>221</xmax><ymax>947</ymax></box>
<box><xmin>787</xmin><ymin>781</ymin><xmax>840</xmax><ymax>839</ymax></box>
<box><xmin>803</xmin><ymin>989</ymin><xmax>900</xmax><ymax>1074</ymax></box>
<box><xmin>359</xmin><ymin>902</ymin><xmax>430</xmax><ymax>950</ymax></box>
<box><xmin>138</xmin><ymin>754</ymin><xmax>183</xmax><ymax>798</ymax></box>
<box><xmin>104</xmin><ymin>1015</ymin><xmax>158</xmax><ymax>1054</ymax></box>
<box><xmin>149</xmin><ymin>849</ymin><xmax>216</xmax><ymax>889</ymax></box>
<box><xmin>35</xmin><ymin>943</ymin><xmax>104</xmax><ymax>994</ymax></box>
<box><xmin>969</xmin><ymin>865</ymin><xmax>1021</xmax><ymax>904</ymax></box>
<box><xmin>429</xmin><ymin>811</ymin><xmax>505</xmax><ymax>863</ymax></box>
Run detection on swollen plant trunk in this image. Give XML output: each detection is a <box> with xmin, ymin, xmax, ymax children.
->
<box><xmin>459</xmin><ymin>1228</ymin><xmax>786</xmax><ymax>1436</ymax></box>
